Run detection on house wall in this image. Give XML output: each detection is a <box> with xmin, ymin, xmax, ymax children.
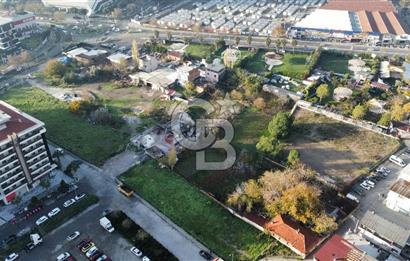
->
<box><xmin>386</xmin><ymin>190</ymin><xmax>410</xmax><ymax>215</ymax></box>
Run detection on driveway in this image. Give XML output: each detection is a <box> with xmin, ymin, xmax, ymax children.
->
<box><xmin>54</xmin><ymin>146</ymin><xmax>207</xmax><ymax>261</ymax></box>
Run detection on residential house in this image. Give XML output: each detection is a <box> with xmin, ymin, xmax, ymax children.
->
<box><xmin>138</xmin><ymin>55</ymin><xmax>160</xmax><ymax>72</ymax></box>
<box><xmin>107</xmin><ymin>52</ymin><xmax>131</xmax><ymax>65</ymax></box>
<box><xmin>386</xmin><ymin>178</ymin><xmax>410</xmax><ymax>215</ymax></box>
<box><xmin>314</xmin><ymin>234</ymin><xmax>367</xmax><ymax>261</ymax></box>
<box><xmin>73</xmin><ymin>49</ymin><xmax>109</xmax><ymax>65</ymax></box>
<box><xmin>167</xmin><ymin>51</ymin><xmax>183</xmax><ymax>62</ymax></box>
<box><xmin>204</xmin><ymin>61</ymin><xmax>226</xmax><ymax>83</ymax></box>
<box><xmin>371</xmin><ymin>81</ymin><xmax>390</xmax><ymax>92</ymax></box>
<box><xmin>176</xmin><ymin>65</ymin><xmax>200</xmax><ymax>85</ymax></box>
<box><xmin>265</xmin><ymin>215</ymin><xmax>323</xmax><ymax>258</ymax></box>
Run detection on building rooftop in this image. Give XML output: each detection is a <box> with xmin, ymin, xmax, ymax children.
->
<box><xmin>314</xmin><ymin>234</ymin><xmax>366</xmax><ymax>261</ymax></box>
<box><xmin>390</xmin><ymin>179</ymin><xmax>410</xmax><ymax>198</ymax></box>
<box><xmin>107</xmin><ymin>52</ymin><xmax>131</xmax><ymax>64</ymax></box>
<box><xmin>0</xmin><ymin>101</ymin><xmax>42</xmax><ymax>142</ymax></box>
<box><xmin>265</xmin><ymin>215</ymin><xmax>322</xmax><ymax>255</ymax></box>
<box><xmin>294</xmin><ymin>9</ymin><xmax>354</xmax><ymax>32</ymax></box>
<box><xmin>360</xmin><ymin>210</ymin><xmax>410</xmax><ymax>247</ymax></box>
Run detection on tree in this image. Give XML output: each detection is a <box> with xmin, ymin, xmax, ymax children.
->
<box><xmin>267</xmin><ymin>112</ymin><xmax>293</xmax><ymax>139</ymax></box>
<box><xmin>136</xmin><ymin>229</ymin><xmax>149</xmax><ymax>241</ymax></box>
<box><xmin>235</xmin><ymin>36</ymin><xmax>241</xmax><ymax>46</ymax></box>
<box><xmin>316</xmin><ymin>84</ymin><xmax>330</xmax><ymax>103</ymax></box>
<box><xmin>166</xmin><ymin>31</ymin><xmax>172</xmax><ymax>41</ymax></box>
<box><xmin>227</xmin><ymin>180</ymin><xmax>262</xmax><ymax>213</ymax></box>
<box><xmin>117</xmin><ymin>58</ymin><xmax>129</xmax><ymax>73</ymax></box>
<box><xmin>131</xmin><ymin>39</ymin><xmax>139</xmax><ymax>64</ymax></box>
<box><xmin>265</xmin><ymin>37</ymin><xmax>272</xmax><ymax>48</ymax></box>
<box><xmin>352</xmin><ymin>104</ymin><xmax>367</xmax><ymax>119</ymax></box>
<box><xmin>230</xmin><ymin>90</ymin><xmax>244</xmax><ymax>102</ymax></box>
<box><xmin>378</xmin><ymin>112</ymin><xmax>391</xmax><ymax>126</ymax></box>
<box><xmin>65</xmin><ymin>160</ymin><xmax>81</xmax><ymax>177</ymax></box>
<box><xmin>273</xmin><ymin>24</ymin><xmax>285</xmax><ymax>37</ymax></box>
<box><xmin>253</xmin><ymin>97</ymin><xmax>266</xmax><ymax>111</ymax></box>
<box><xmin>121</xmin><ymin>218</ymin><xmax>133</xmax><ymax>229</ymax></box>
<box><xmin>274</xmin><ymin>39</ymin><xmax>282</xmax><ymax>52</ymax></box>
<box><xmin>287</xmin><ymin>149</ymin><xmax>300</xmax><ymax>166</ymax></box>
<box><xmin>44</xmin><ymin>60</ymin><xmax>66</xmax><ymax>79</ymax></box>
<box><xmin>153</xmin><ymin>30</ymin><xmax>160</xmax><ymax>40</ymax></box>
<box><xmin>313</xmin><ymin>213</ymin><xmax>338</xmax><ymax>234</ymax></box>
<box><xmin>256</xmin><ymin>136</ymin><xmax>283</xmax><ymax>158</ymax></box>
<box><xmin>278</xmin><ymin>183</ymin><xmax>322</xmax><ymax>224</ymax></box>
<box><xmin>247</xmin><ymin>35</ymin><xmax>252</xmax><ymax>46</ymax></box>
<box><xmin>291</xmin><ymin>39</ymin><xmax>298</xmax><ymax>53</ymax></box>
<box><xmin>167</xmin><ymin>146</ymin><xmax>177</xmax><ymax>170</ymax></box>
<box><xmin>391</xmin><ymin>100</ymin><xmax>406</xmax><ymax>121</ymax></box>
<box><xmin>58</xmin><ymin>180</ymin><xmax>69</xmax><ymax>194</ymax></box>
<box><xmin>126</xmin><ymin>3</ymin><xmax>137</xmax><ymax>14</ymax></box>
<box><xmin>69</xmin><ymin>100</ymin><xmax>81</xmax><ymax>114</ymax></box>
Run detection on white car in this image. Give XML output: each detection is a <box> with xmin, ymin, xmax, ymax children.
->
<box><xmin>364</xmin><ymin>179</ymin><xmax>375</xmax><ymax>187</ymax></box>
<box><xmin>48</xmin><ymin>207</ymin><xmax>61</xmax><ymax>218</ymax></box>
<box><xmin>142</xmin><ymin>256</ymin><xmax>151</xmax><ymax>261</ymax></box>
<box><xmin>63</xmin><ymin>199</ymin><xmax>76</xmax><ymax>208</ymax></box>
<box><xmin>360</xmin><ymin>182</ymin><xmax>371</xmax><ymax>190</ymax></box>
<box><xmin>36</xmin><ymin>216</ymin><xmax>49</xmax><ymax>226</ymax></box>
<box><xmin>130</xmin><ymin>247</ymin><xmax>142</xmax><ymax>257</ymax></box>
<box><xmin>75</xmin><ymin>193</ymin><xmax>86</xmax><ymax>201</ymax></box>
<box><xmin>66</xmin><ymin>231</ymin><xmax>80</xmax><ymax>241</ymax></box>
<box><xmin>86</xmin><ymin>246</ymin><xmax>98</xmax><ymax>258</ymax></box>
<box><xmin>5</xmin><ymin>253</ymin><xmax>19</xmax><ymax>261</ymax></box>
<box><xmin>56</xmin><ymin>252</ymin><xmax>71</xmax><ymax>261</ymax></box>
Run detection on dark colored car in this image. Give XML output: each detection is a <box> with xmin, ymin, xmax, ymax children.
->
<box><xmin>77</xmin><ymin>239</ymin><xmax>91</xmax><ymax>249</ymax></box>
<box><xmin>25</xmin><ymin>242</ymin><xmax>35</xmax><ymax>252</ymax></box>
<box><xmin>199</xmin><ymin>250</ymin><xmax>213</xmax><ymax>260</ymax></box>
<box><xmin>3</xmin><ymin>235</ymin><xmax>17</xmax><ymax>245</ymax></box>
<box><xmin>90</xmin><ymin>250</ymin><xmax>103</xmax><ymax>261</ymax></box>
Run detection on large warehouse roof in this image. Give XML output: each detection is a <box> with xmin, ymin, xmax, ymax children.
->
<box><xmin>294</xmin><ymin>9</ymin><xmax>354</xmax><ymax>32</ymax></box>
<box><xmin>41</xmin><ymin>0</ymin><xmax>110</xmax><ymax>15</ymax></box>
<box><xmin>322</xmin><ymin>0</ymin><xmax>397</xmax><ymax>12</ymax></box>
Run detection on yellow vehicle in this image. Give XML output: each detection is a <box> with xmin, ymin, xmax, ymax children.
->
<box><xmin>117</xmin><ymin>184</ymin><xmax>133</xmax><ymax>197</ymax></box>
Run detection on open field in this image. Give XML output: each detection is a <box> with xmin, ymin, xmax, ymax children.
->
<box><xmin>120</xmin><ymin>161</ymin><xmax>290</xmax><ymax>260</ymax></box>
<box><xmin>1</xmin><ymin>87</ymin><xmax>127</xmax><ymax>165</ymax></box>
<box><xmin>288</xmin><ymin>108</ymin><xmax>400</xmax><ymax>187</ymax></box>
<box><xmin>271</xmin><ymin>53</ymin><xmax>310</xmax><ymax>79</ymax></box>
<box><xmin>316</xmin><ymin>51</ymin><xmax>350</xmax><ymax>74</ymax></box>
<box><xmin>175</xmin><ymin>108</ymin><xmax>272</xmax><ymax>200</ymax></box>
<box><xmin>185</xmin><ymin>43</ymin><xmax>214</xmax><ymax>59</ymax></box>
<box><xmin>242</xmin><ymin>50</ymin><xmax>267</xmax><ymax>74</ymax></box>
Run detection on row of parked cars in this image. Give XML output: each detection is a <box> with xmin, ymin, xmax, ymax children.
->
<box><xmin>76</xmin><ymin>238</ymin><xmax>111</xmax><ymax>261</ymax></box>
<box><xmin>130</xmin><ymin>246</ymin><xmax>150</xmax><ymax>261</ymax></box>
<box><xmin>35</xmin><ymin>193</ymin><xmax>86</xmax><ymax>226</ymax></box>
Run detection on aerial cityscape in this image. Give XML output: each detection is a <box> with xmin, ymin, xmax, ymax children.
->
<box><xmin>0</xmin><ymin>0</ymin><xmax>409</xmax><ymax>260</ymax></box>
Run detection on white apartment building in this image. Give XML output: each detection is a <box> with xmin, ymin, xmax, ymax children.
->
<box><xmin>0</xmin><ymin>101</ymin><xmax>56</xmax><ymax>205</ymax></box>
<box><xmin>0</xmin><ymin>12</ymin><xmax>37</xmax><ymax>51</ymax></box>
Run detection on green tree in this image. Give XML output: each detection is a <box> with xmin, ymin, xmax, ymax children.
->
<box><xmin>111</xmin><ymin>8</ymin><xmax>122</xmax><ymax>21</ymax></box>
<box><xmin>287</xmin><ymin>149</ymin><xmax>300</xmax><ymax>166</ymax></box>
<box><xmin>235</xmin><ymin>36</ymin><xmax>241</xmax><ymax>46</ymax></box>
<box><xmin>313</xmin><ymin>213</ymin><xmax>338</xmax><ymax>234</ymax></box>
<box><xmin>316</xmin><ymin>84</ymin><xmax>330</xmax><ymax>102</ymax></box>
<box><xmin>185</xmin><ymin>81</ymin><xmax>196</xmax><ymax>94</ymax></box>
<box><xmin>153</xmin><ymin>30</ymin><xmax>160</xmax><ymax>40</ymax></box>
<box><xmin>267</xmin><ymin>112</ymin><xmax>293</xmax><ymax>139</ymax></box>
<box><xmin>247</xmin><ymin>35</ymin><xmax>252</xmax><ymax>46</ymax></box>
<box><xmin>265</xmin><ymin>37</ymin><xmax>272</xmax><ymax>48</ymax></box>
<box><xmin>256</xmin><ymin>136</ymin><xmax>283</xmax><ymax>158</ymax></box>
<box><xmin>352</xmin><ymin>104</ymin><xmax>367</xmax><ymax>119</ymax></box>
<box><xmin>58</xmin><ymin>180</ymin><xmax>69</xmax><ymax>194</ymax></box>
<box><xmin>291</xmin><ymin>39</ymin><xmax>298</xmax><ymax>53</ymax></box>
<box><xmin>378</xmin><ymin>112</ymin><xmax>391</xmax><ymax>126</ymax></box>
<box><xmin>166</xmin><ymin>31</ymin><xmax>172</xmax><ymax>41</ymax></box>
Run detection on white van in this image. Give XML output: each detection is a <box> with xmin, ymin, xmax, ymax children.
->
<box><xmin>389</xmin><ymin>155</ymin><xmax>406</xmax><ymax>167</ymax></box>
<box><xmin>346</xmin><ymin>193</ymin><xmax>360</xmax><ymax>203</ymax></box>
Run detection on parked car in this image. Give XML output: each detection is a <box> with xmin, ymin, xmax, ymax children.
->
<box><xmin>81</xmin><ymin>242</ymin><xmax>95</xmax><ymax>253</ymax></box>
<box><xmin>199</xmin><ymin>250</ymin><xmax>213</xmax><ymax>260</ymax></box>
<box><xmin>66</xmin><ymin>231</ymin><xmax>80</xmax><ymax>241</ymax></box>
<box><xmin>36</xmin><ymin>216</ymin><xmax>48</xmax><ymax>226</ymax></box>
<box><xmin>130</xmin><ymin>247</ymin><xmax>142</xmax><ymax>257</ymax></box>
<box><xmin>89</xmin><ymin>250</ymin><xmax>103</xmax><ymax>261</ymax></box>
<box><xmin>3</xmin><ymin>235</ymin><xmax>17</xmax><ymax>245</ymax></box>
<box><xmin>86</xmin><ymin>246</ymin><xmax>98</xmax><ymax>258</ymax></box>
<box><xmin>142</xmin><ymin>257</ymin><xmax>150</xmax><ymax>261</ymax></box>
<box><xmin>25</xmin><ymin>242</ymin><xmax>35</xmax><ymax>252</ymax></box>
<box><xmin>63</xmin><ymin>199</ymin><xmax>76</xmax><ymax>208</ymax></box>
<box><xmin>389</xmin><ymin>155</ymin><xmax>406</xmax><ymax>167</ymax></box>
<box><xmin>352</xmin><ymin>187</ymin><xmax>364</xmax><ymax>196</ymax></box>
<box><xmin>364</xmin><ymin>179</ymin><xmax>376</xmax><ymax>187</ymax></box>
<box><xmin>95</xmin><ymin>255</ymin><xmax>108</xmax><ymax>261</ymax></box>
<box><xmin>48</xmin><ymin>207</ymin><xmax>61</xmax><ymax>218</ymax></box>
<box><xmin>360</xmin><ymin>182</ymin><xmax>371</xmax><ymax>190</ymax></box>
<box><xmin>5</xmin><ymin>253</ymin><xmax>19</xmax><ymax>261</ymax></box>
<box><xmin>77</xmin><ymin>239</ymin><xmax>91</xmax><ymax>249</ymax></box>
<box><xmin>75</xmin><ymin>193</ymin><xmax>86</xmax><ymax>201</ymax></box>
<box><xmin>56</xmin><ymin>252</ymin><xmax>72</xmax><ymax>261</ymax></box>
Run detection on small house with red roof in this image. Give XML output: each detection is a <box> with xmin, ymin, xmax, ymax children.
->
<box><xmin>314</xmin><ymin>234</ymin><xmax>366</xmax><ymax>261</ymax></box>
<box><xmin>265</xmin><ymin>215</ymin><xmax>324</xmax><ymax>258</ymax></box>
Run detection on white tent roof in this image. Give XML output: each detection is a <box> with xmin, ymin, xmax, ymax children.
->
<box><xmin>294</xmin><ymin>9</ymin><xmax>353</xmax><ymax>32</ymax></box>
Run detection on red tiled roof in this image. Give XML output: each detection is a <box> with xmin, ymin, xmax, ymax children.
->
<box><xmin>0</xmin><ymin>102</ymin><xmax>37</xmax><ymax>141</ymax></box>
<box><xmin>167</xmin><ymin>51</ymin><xmax>183</xmax><ymax>58</ymax></box>
<box><xmin>265</xmin><ymin>215</ymin><xmax>323</xmax><ymax>255</ymax></box>
<box><xmin>321</xmin><ymin>0</ymin><xmax>396</xmax><ymax>12</ymax></box>
<box><xmin>314</xmin><ymin>234</ymin><xmax>365</xmax><ymax>261</ymax></box>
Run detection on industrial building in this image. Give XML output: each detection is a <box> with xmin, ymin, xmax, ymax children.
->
<box><xmin>41</xmin><ymin>0</ymin><xmax>112</xmax><ymax>16</ymax></box>
<box><xmin>291</xmin><ymin>0</ymin><xmax>408</xmax><ymax>39</ymax></box>
<box><xmin>0</xmin><ymin>12</ymin><xmax>37</xmax><ymax>52</ymax></box>
<box><xmin>0</xmin><ymin>101</ymin><xmax>57</xmax><ymax>206</ymax></box>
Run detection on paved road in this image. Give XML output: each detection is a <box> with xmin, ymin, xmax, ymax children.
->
<box><xmin>55</xmin><ymin>146</ymin><xmax>208</xmax><ymax>261</ymax></box>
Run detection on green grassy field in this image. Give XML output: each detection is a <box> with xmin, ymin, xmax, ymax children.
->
<box><xmin>316</xmin><ymin>52</ymin><xmax>350</xmax><ymax>74</ymax></box>
<box><xmin>120</xmin><ymin>161</ymin><xmax>290</xmax><ymax>260</ymax></box>
<box><xmin>185</xmin><ymin>44</ymin><xmax>214</xmax><ymax>59</ymax></box>
<box><xmin>242</xmin><ymin>50</ymin><xmax>267</xmax><ymax>74</ymax></box>
<box><xmin>1</xmin><ymin>87</ymin><xmax>127</xmax><ymax>165</ymax></box>
<box><xmin>272</xmin><ymin>53</ymin><xmax>310</xmax><ymax>79</ymax></box>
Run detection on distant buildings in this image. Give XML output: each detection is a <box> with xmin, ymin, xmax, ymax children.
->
<box><xmin>41</xmin><ymin>0</ymin><xmax>112</xmax><ymax>16</ymax></box>
<box><xmin>0</xmin><ymin>101</ymin><xmax>56</xmax><ymax>205</ymax></box>
<box><xmin>0</xmin><ymin>12</ymin><xmax>37</xmax><ymax>52</ymax></box>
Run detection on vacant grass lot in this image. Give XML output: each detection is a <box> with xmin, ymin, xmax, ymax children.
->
<box><xmin>316</xmin><ymin>51</ymin><xmax>350</xmax><ymax>74</ymax></box>
<box><xmin>272</xmin><ymin>53</ymin><xmax>310</xmax><ymax>79</ymax></box>
<box><xmin>120</xmin><ymin>161</ymin><xmax>290</xmax><ymax>260</ymax></box>
<box><xmin>1</xmin><ymin>87</ymin><xmax>127</xmax><ymax>165</ymax></box>
<box><xmin>288</xmin><ymin>108</ymin><xmax>400</xmax><ymax>187</ymax></box>
<box><xmin>185</xmin><ymin>44</ymin><xmax>214</xmax><ymax>59</ymax></box>
<box><xmin>242</xmin><ymin>50</ymin><xmax>267</xmax><ymax>74</ymax></box>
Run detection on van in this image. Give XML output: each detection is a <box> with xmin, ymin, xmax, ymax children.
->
<box><xmin>389</xmin><ymin>155</ymin><xmax>406</xmax><ymax>167</ymax></box>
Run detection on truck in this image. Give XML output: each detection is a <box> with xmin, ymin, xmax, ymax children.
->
<box><xmin>99</xmin><ymin>217</ymin><xmax>114</xmax><ymax>233</ymax></box>
<box><xmin>25</xmin><ymin>234</ymin><xmax>43</xmax><ymax>252</ymax></box>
